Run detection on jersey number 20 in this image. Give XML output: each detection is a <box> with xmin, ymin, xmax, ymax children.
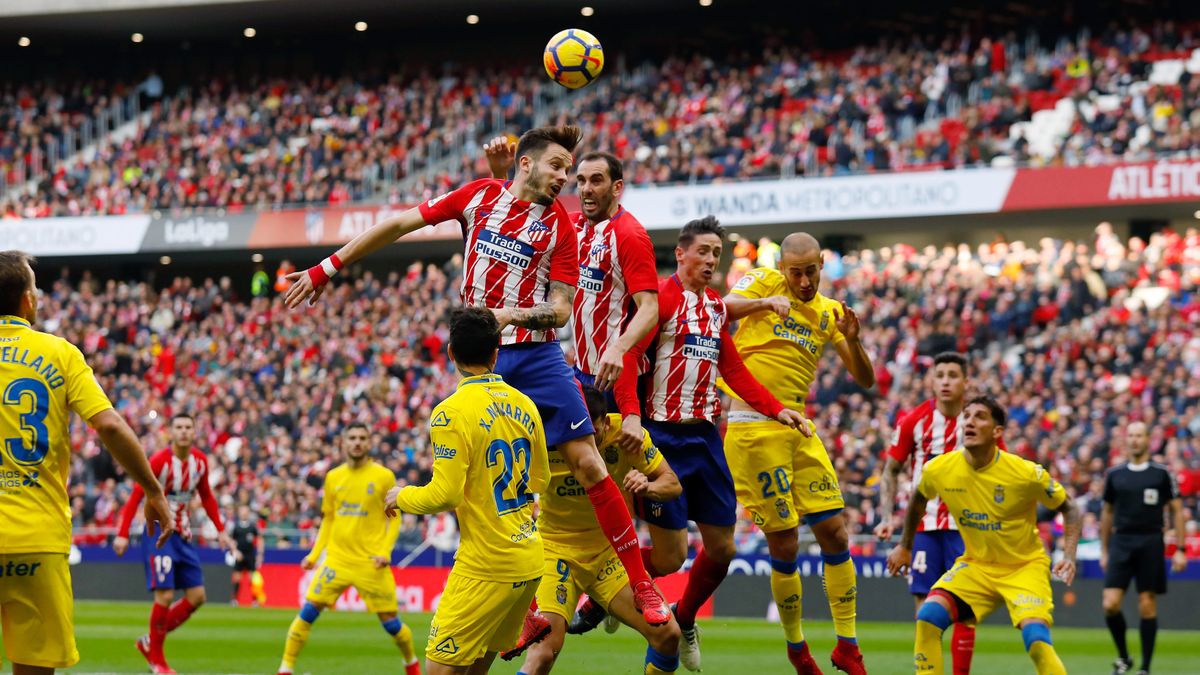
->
<box><xmin>3</xmin><ymin>378</ymin><xmax>50</xmax><ymax>466</ymax></box>
<box><xmin>487</xmin><ymin>438</ymin><xmax>533</xmax><ymax>516</ymax></box>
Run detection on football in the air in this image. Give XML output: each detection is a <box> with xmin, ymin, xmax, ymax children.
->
<box><xmin>543</xmin><ymin>28</ymin><xmax>604</xmax><ymax>89</ymax></box>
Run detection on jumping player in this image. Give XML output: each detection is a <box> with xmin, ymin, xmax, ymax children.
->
<box><xmin>114</xmin><ymin>413</ymin><xmax>236</xmax><ymax>675</ymax></box>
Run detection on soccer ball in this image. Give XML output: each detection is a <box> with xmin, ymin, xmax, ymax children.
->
<box><xmin>544</xmin><ymin>29</ymin><xmax>604</xmax><ymax>89</ymax></box>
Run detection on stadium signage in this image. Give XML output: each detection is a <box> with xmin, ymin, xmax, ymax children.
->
<box><xmin>1107</xmin><ymin>161</ymin><xmax>1200</xmax><ymax>201</ymax></box>
<box><xmin>0</xmin><ymin>215</ymin><xmax>150</xmax><ymax>256</ymax></box>
<box><xmin>140</xmin><ymin>213</ymin><xmax>256</xmax><ymax>252</ymax></box>
<box><xmin>162</xmin><ymin>217</ymin><xmax>230</xmax><ymax>247</ymax></box>
<box><xmin>248</xmin><ymin>205</ymin><xmax>463</xmax><ymax>248</ymax></box>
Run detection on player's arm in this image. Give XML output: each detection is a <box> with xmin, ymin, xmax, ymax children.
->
<box><xmin>887</xmin><ymin>488</ymin><xmax>930</xmax><ymax>577</ymax></box>
<box><xmin>722</xmin><ymin>270</ymin><xmax>789</xmax><ymax>321</ymax></box>
<box><xmin>303</xmin><ymin>477</ymin><xmax>335</xmax><ymax>569</ymax></box>
<box><xmin>596</xmin><ymin>224</ymin><xmax>661</xmax><ymax>388</ymax></box>
<box><xmin>494</xmin><ymin>280</ymin><xmax>574</xmax><ymax>331</ymax></box>
<box><xmin>624</xmin><ymin>460</ymin><xmax>681</xmax><ymax>503</ymax></box>
<box><xmin>387</xmin><ymin>415</ymin><xmax>470</xmax><ymax>515</ymax></box>
<box><xmin>484</xmin><ymin>136</ymin><xmax>515</xmax><ymax>179</ymax></box>
<box><xmin>99</xmin><ymin>415</ymin><xmax>173</xmax><ymax>555</ymax></box>
<box><xmin>716</xmin><ymin>326</ymin><xmax>809</xmax><ymax>432</ymax></box>
<box><xmin>614</xmin><ymin>310</ymin><xmax>660</xmax><ymax>451</ymax></box>
<box><xmin>196</xmin><ymin>461</ymin><xmax>235</xmax><ymax>552</ymax></box>
<box><xmin>830</xmin><ymin>301</ymin><xmax>875</xmax><ymax>389</ymax></box>
<box><xmin>1053</xmin><ymin>498</ymin><xmax>1081</xmax><ymax>585</ymax></box>
<box><xmin>874</xmin><ymin>456</ymin><xmax>905</xmax><ymax>541</ymax></box>
<box><xmin>284</xmin><ymin>207</ymin><xmax>428</xmax><ymax>308</ymax></box>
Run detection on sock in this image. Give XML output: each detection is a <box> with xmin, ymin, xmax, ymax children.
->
<box><xmin>644</xmin><ymin>644</ymin><xmax>679</xmax><ymax>674</ymax></box>
<box><xmin>914</xmin><ymin>619</ymin><xmax>945</xmax><ymax>673</ymax></box>
<box><xmin>587</xmin><ymin>476</ymin><xmax>651</xmax><ymax>587</ymax></box>
<box><xmin>787</xmin><ymin>641</ymin><xmax>811</xmax><ymax>670</ymax></box>
<box><xmin>251</xmin><ymin>570</ymin><xmax>267</xmax><ymax>605</ymax></box>
<box><xmin>1028</xmin><ymin>642</ymin><xmax>1066</xmax><ymax>675</ymax></box>
<box><xmin>280</xmin><ymin>609</ymin><xmax>318</xmax><ymax>672</ymax></box>
<box><xmin>382</xmin><ymin>617</ymin><xmax>417</xmax><ymax>664</ymax></box>
<box><xmin>164</xmin><ymin>598</ymin><xmax>197</xmax><ymax>633</ymax></box>
<box><xmin>674</xmin><ymin>548</ymin><xmax>729</xmax><ymax>628</ymax></box>
<box><xmin>149</xmin><ymin>602</ymin><xmax>169</xmax><ymax>664</ymax></box>
<box><xmin>642</xmin><ymin>546</ymin><xmax>662</xmax><ymax>578</ymax></box>
<box><xmin>1106</xmin><ymin>612</ymin><xmax>1129</xmax><ymax>660</ymax></box>
<box><xmin>769</xmin><ymin>558</ymin><xmax>804</xmax><ymax>644</ymax></box>
<box><xmin>950</xmin><ymin>623</ymin><xmax>975</xmax><ymax>675</ymax></box>
<box><xmin>232</xmin><ymin>576</ymin><xmax>242</xmax><ymax>603</ymax></box>
<box><xmin>821</xmin><ymin>550</ymin><xmax>857</xmax><ymax>642</ymax></box>
<box><xmin>1139</xmin><ymin>617</ymin><xmax>1157</xmax><ymax>671</ymax></box>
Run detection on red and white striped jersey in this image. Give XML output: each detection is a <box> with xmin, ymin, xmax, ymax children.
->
<box><xmin>118</xmin><ymin>448</ymin><xmax>224</xmax><ymax>540</ymax></box>
<box><xmin>571</xmin><ymin>208</ymin><xmax>658</xmax><ymax>375</ymax></box>
<box><xmin>888</xmin><ymin>400</ymin><xmax>960</xmax><ymax>532</ymax></box>
<box><xmin>615</xmin><ymin>275</ymin><xmax>783</xmax><ymax>424</ymax></box>
<box><xmin>419</xmin><ymin>178</ymin><xmax>579</xmax><ymax>345</ymax></box>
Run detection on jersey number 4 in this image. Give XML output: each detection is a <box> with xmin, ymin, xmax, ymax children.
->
<box><xmin>2</xmin><ymin>377</ymin><xmax>50</xmax><ymax>466</ymax></box>
<box><xmin>487</xmin><ymin>438</ymin><xmax>534</xmax><ymax>516</ymax></box>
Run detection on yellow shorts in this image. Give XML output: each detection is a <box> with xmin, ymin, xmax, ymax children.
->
<box><xmin>536</xmin><ymin>536</ymin><xmax>628</xmax><ymax>621</ymax></box>
<box><xmin>427</xmin><ymin>572</ymin><xmax>540</xmax><ymax>666</ymax></box>
<box><xmin>0</xmin><ymin>553</ymin><xmax>78</xmax><ymax>669</ymax></box>
<box><xmin>932</xmin><ymin>557</ymin><xmax>1055</xmax><ymax>627</ymax></box>
<box><xmin>725</xmin><ymin>419</ymin><xmax>844</xmax><ymax>533</ymax></box>
<box><xmin>304</xmin><ymin>557</ymin><xmax>398</xmax><ymax>614</ymax></box>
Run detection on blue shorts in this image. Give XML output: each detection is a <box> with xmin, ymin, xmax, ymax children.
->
<box><xmin>636</xmin><ymin>420</ymin><xmax>736</xmax><ymax>528</ymax></box>
<box><xmin>142</xmin><ymin>533</ymin><xmax>205</xmax><ymax>592</ymax></box>
<box><xmin>909</xmin><ymin>530</ymin><xmax>965</xmax><ymax>597</ymax></box>
<box><xmin>496</xmin><ymin>342</ymin><xmax>594</xmax><ymax>447</ymax></box>
<box><xmin>572</xmin><ymin>368</ymin><xmax>617</xmax><ymax>414</ymax></box>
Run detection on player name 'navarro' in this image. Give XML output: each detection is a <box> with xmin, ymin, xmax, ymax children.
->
<box><xmin>0</xmin><ymin>345</ymin><xmax>67</xmax><ymax>388</ymax></box>
<box><xmin>477</xmin><ymin>399</ymin><xmax>539</xmax><ymax>435</ymax></box>
<box><xmin>959</xmin><ymin>509</ymin><xmax>1003</xmax><ymax>531</ymax></box>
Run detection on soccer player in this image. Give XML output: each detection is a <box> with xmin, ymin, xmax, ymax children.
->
<box><xmin>0</xmin><ymin>249</ymin><xmax>174</xmax><ymax>675</ymax></box>
<box><xmin>229</xmin><ymin>504</ymin><xmax>266</xmax><ymax>607</ymax></box>
<box><xmin>517</xmin><ymin>385</ymin><xmax>683</xmax><ymax>675</ymax></box>
<box><xmin>384</xmin><ymin>306</ymin><xmax>550</xmax><ymax>674</ymax></box>
<box><xmin>1100</xmin><ymin>421</ymin><xmax>1188</xmax><ymax>675</ymax></box>
<box><xmin>114</xmin><ymin>413</ymin><xmax>237</xmax><ymax>675</ymax></box>
<box><xmin>276</xmin><ymin>423</ymin><xmax>418</xmax><ymax>675</ymax></box>
<box><xmin>886</xmin><ymin>397</ymin><xmax>1081</xmax><ymax>675</ymax></box>
<box><xmin>721</xmin><ymin>232</ymin><xmax>874</xmax><ymax>674</ymax></box>
<box><xmin>615</xmin><ymin>216</ymin><xmax>809</xmax><ymax>672</ymax></box>
<box><xmin>286</xmin><ymin>125</ymin><xmax>669</xmax><ymax>629</ymax></box>
<box><xmin>875</xmin><ymin>352</ymin><xmax>978</xmax><ymax>674</ymax></box>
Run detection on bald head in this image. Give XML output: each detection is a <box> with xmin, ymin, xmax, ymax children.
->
<box><xmin>781</xmin><ymin>232</ymin><xmax>821</xmax><ymax>257</ymax></box>
<box><xmin>778</xmin><ymin>233</ymin><xmax>823</xmax><ymax>301</ymax></box>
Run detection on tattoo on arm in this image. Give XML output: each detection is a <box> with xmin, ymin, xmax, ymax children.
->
<box><xmin>507</xmin><ymin>281</ymin><xmax>573</xmax><ymax>330</ymax></box>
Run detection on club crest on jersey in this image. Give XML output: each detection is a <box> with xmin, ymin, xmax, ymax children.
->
<box><xmin>528</xmin><ymin>219</ymin><xmax>551</xmax><ymax>233</ymax></box>
<box><xmin>994</xmin><ymin>485</ymin><xmax>1005</xmax><ymax>504</ymax></box>
<box><xmin>650</xmin><ymin>503</ymin><xmax>663</xmax><ymax>518</ymax></box>
<box><xmin>366</xmin><ymin>483</ymin><xmax>375</xmax><ymax>495</ymax></box>
<box><xmin>604</xmin><ymin>446</ymin><xmax>619</xmax><ymax>464</ymax></box>
<box><xmin>775</xmin><ymin>497</ymin><xmax>790</xmax><ymax>520</ymax></box>
<box><xmin>589</xmin><ymin>242</ymin><xmax>610</xmax><ymax>257</ymax></box>
<box><xmin>556</xmin><ymin>583</ymin><xmax>568</xmax><ymax>605</ymax></box>
<box><xmin>820</xmin><ymin>311</ymin><xmax>830</xmax><ymax>331</ymax></box>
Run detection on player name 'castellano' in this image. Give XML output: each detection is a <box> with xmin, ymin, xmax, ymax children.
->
<box><xmin>0</xmin><ymin>345</ymin><xmax>66</xmax><ymax>388</ymax></box>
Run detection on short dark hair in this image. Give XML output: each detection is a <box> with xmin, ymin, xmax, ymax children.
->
<box><xmin>678</xmin><ymin>215</ymin><xmax>726</xmax><ymax>249</ymax></box>
<box><xmin>965</xmin><ymin>396</ymin><xmax>1007</xmax><ymax>427</ymax></box>
<box><xmin>581</xmin><ymin>385</ymin><xmax>607</xmax><ymax>422</ymax></box>
<box><xmin>170</xmin><ymin>413</ymin><xmax>194</xmax><ymax>423</ymax></box>
<box><xmin>933</xmin><ymin>352</ymin><xmax>969</xmax><ymax>375</ymax></box>
<box><xmin>448</xmin><ymin>306</ymin><xmax>500</xmax><ymax>367</ymax></box>
<box><xmin>0</xmin><ymin>250</ymin><xmax>34</xmax><ymax>317</ymax></box>
<box><xmin>578</xmin><ymin>151</ymin><xmax>623</xmax><ymax>182</ymax></box>
<box><xmin>515</xmin><ymin>125</ymin><xmax>582</xmax><ymax>163</ymax></box>
<box><xmin>344</xmin><ymin>422</ymin><xmax>369</xmax><ymax>435</ymax></box>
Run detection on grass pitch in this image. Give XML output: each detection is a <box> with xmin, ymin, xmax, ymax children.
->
<box><xmin>6</xmin><ymin>601</ymin><xmax>1196</xmax><ymax>674</ymax></box>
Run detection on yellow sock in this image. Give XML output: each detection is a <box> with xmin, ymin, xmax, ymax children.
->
<box><xmin>822</xmin><ymin>557</ymin><xmax>857</xmax><ymax>640</ymax></box>
<box><xmin>1028</xmin><ymin>641</ymin><xmax>1066</xmax><ymax>675</ymax></box>
<box><xmin>281</xmin><ymin>616</ymin><xmax>313</xmax><ymax>671</ymax></box>
<box><xmin>645</xmin><ymin>663</ymin><xmax>674</xmax><ymax>675</ymax></box>
<box><xmin>251</xmin><ymin>571</ymin><xmax>267</xmax><ymax>605</ymax></box>
<box><xmin>914</xmin><ymin>620</ymin><xmax>945</xmax><ymax>674</ymax></box>
<box><xmin>394</xmin><ymin>623</ymin><xmax>417</xmax><ymax>664</ymax></box>
<box><xmin>770</xmin><ymin>568</ymin><xmax>805</xmax><ymax>644</ymax></box>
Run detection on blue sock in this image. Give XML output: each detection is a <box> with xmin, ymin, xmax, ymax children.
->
<box><xmin>381</xmin><ymin>617</ymin><xmax>402</xmax><ymax>636</ymax></box>
<box><xmin>787</xmin><ymin>640</ymin><xmax>806</xmax><ymax>651</ymax></box>
<box><xmin>646</xmin><ymin>644</ymin><xmax>679</xmax><ymax>672</ymax></box>
<box><xmin>298</xmin><ymin>602</ymin><xmax>321</xmax><ymax>624</ymax></box>
<box><xmin>1022</xmin><ymin>622</ymin><xmax>1052</xmax><ymax>651</ymax></box>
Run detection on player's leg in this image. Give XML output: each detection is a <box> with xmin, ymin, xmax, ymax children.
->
<box><xmin>923</xmin><ymin>560</ymin><xmax>997</xmax><ymax>675</ymax></box>
<box><xmin>365</xmin><ymin>564</ymin><xmax>419</xmax><ymax>675</ymax></box>
<box><xmin>518</xmin><ymin>552</ymin><xmax>578</xmax><ymax>674</ymax></box>
<box><xmin>1018</xmin><ymin>619</ymin><xmax>1065</xmax><ymax>675</ymax></box>
<box><xmin>938</xmin><ymin>532</ymin><xmax>974</xmax><ymax>675</ymax></box>
<box><xmin>1103</xmin><ymin>535</ymin><xmax>1135</xmax><ymax>673</ymax></box>
<box><xmin>570</xmin><ymin>524</ymin><xmax>687</xmax><ymax>636</ymax></box>
<box><xmin>673</xmin><ymin>521</ymin><xmax>734</xmax><ymax>672</ymax></box>
<box><xmin>1134</xmin><ymin>533</ymin><xmax>1166</xmax><ymax>674</ymax></box>
<box><xmin>231</xmin><ymin>569</ymin><xmax>243</xmax><ymax>606</ymax></box>
<box><xmin>762</xmin><ymin>527</ymin><xmax>822</xmax><ymax>673</ymax></box>
<box><xmin>1136</xmin><ymin>592</ymin><xmax>1158</xmax><ymax>674</ymax></box>
<box><xmin>2</xmin><ymin>553</ymin><xmax>81</xmax><ymax>673</ymax></box>
<box><xmin>164</xmin><ymin>585</ymin><xmax>205</xmax><ymax>633</ymax></box>
<box><xmin>606</xmin><ymin>586</ymin><xmax>682</xmax><ymax>674</ymax></box>
<box><xmin>1000</xmin><ymin>561</ymin><xmax>1064</xmax><ymax>675</ymax></box>
<box><xmin>808</xmin><ymin>512</ymin><xmax>866</xmax><ymax>672</ymax></box>
<box><xmin>11</xmin><ymin>665</ymin><xmax>53</xmax><ymax>675</ymax></box>
<box><xmin>378</xmin><ymin>612</ymin><xmax>421</xmax><ymax>675</ymax></box>
<box><xmin>279</xmin><ymin>562</ymin><xmax>348</xmax><ymax>674</ymax></box>
<box><xmin>515</xmin><ymin>613</ymin><xmax>568</xmax><ymax>675</ymax></box>
<box><xmin>251</xmin><ymin>569</ymin><xmax>267</xmax><ymax>606</ymax></box>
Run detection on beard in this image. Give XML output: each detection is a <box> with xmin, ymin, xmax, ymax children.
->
<box><xmin>527</xmin><ymin>167</ymin><xmax>554</xmax><ymax>206</ymax></box>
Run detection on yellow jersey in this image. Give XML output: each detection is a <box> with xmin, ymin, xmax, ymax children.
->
<box><xmin>311</xmin><ymin>460</ymin><xmax>399</xmax><ymax>566</ymax></box>
<box><xmin>917</xmin><ymin>448</ymin><xmax>1066</xmax><ymax>566</ymax></box>
<box><xmin>0</xmin><ymin>316</ymin><xmax>113</xmax><ymax>555</ymax></box>
<box><xmin>719</xmin><ymin>268</ymin><xmax>845</xmax><ymax>407</ymax></box>
<box><xmin>539</xmin><ymin>413</ymin><xmax>663</xmax><ymax>540</ymax></box>
<box><xmin>394</xmin><ymin>373</ymin><xmax>549</xmax><ymax>582</ymax></box>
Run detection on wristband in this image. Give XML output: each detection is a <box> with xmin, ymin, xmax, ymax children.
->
<box><xmin>305</xmin><ymin>253</ymin><xmax>343</xmax><ymax>287</ymax></box>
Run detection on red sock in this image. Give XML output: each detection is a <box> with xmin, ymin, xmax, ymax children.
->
<box><xmin>674</xmin><ymin>548</ymin><xmax>729</xmax><ymax>628</ymax></box>
<box><xmin>641</xmin><ymin>546</ymin><xmax>662</xmax><ymax>578</ymax></box>
<box><xmin>586</xmin><ymin>476</ymin><xmax>651</xmax><ymax>587</ymax></box>
<box><xmin>951</xmin><ymin>623</ymin><xmax>975</xmax><ymax>675</ymax></box>
<box><xmin>164</xmin><ymin>598</ymin><xmax>197</xmax><ymax>633</ymax></box>
<box><xmin>149</xmin><ymin>602</ymin><xmax>169</xmax><ymax>663</ymax></box>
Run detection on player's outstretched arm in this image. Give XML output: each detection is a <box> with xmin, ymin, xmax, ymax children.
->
<box><xmin>89</xmin><ymin>409</ymin><xmax>174</xmax><ymax>549</ymax></box>
<box><xmin>874</xmin><ymin>456</ymin><xmax>905</xmax><ymax>541</ymax></box>
<box><xmin>887</xmin><ymin>489</ymin><xmax>928</xmax><ymax>577</ymax></box>
<box><xmin>723</xmin><ymin>293</ymin><xmax>790</xmax><ymax>321</ymax></box>
<box><xmin>595</xmin><ymin>290</ymin><xmax>659</xmax><ymax>391</ymax></box>
<box><xmin>284</xmin><ymin>207</ymin><xmax>429</xmax><ymax>309</ymax></box>
<box><xmin>494</xmin><ymin>280</ymin><xmax>575</xmax><ymax>331</ymax></box>
<box><xmin>303</xmin><ymin>511</ymin><xmax>333</xmax><ymax>570</ymax></box>
<box><xmin>832</xmin><ymin>301</ymin><xmax>875</xmax><ymax>389</ymax></box>
<box><xmin>388</xmin><ymin>419</ymin><xmax>470</xmax><ymax>515</ymax></box>
<box><xmin>1053</xmin><ymin>499</ymin><xmax>1081</xmax><ymax>585</ymax></box>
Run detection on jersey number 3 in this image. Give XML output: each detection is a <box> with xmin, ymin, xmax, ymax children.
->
<box><xmin>487</xmin><ymin>438</ymin><xmax>533</xmax><ymax>516</ymax></box>
<box><xmin>3</xmin><ymin>377</ymin><xmax>50</xmax><ymax>466</ymax></box>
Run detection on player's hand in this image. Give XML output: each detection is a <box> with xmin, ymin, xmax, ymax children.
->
<box><xmin>618</xmin><ymin>415</ymin><xmax>644</xmax><ymax>454</ymax></box>
<box><xmin>886</xmin><ymin>545</ymin><xmax>911</xmax><ymax>577</ymax></box>
<box><xmin>593</xmin><ymin>343</ymin><xmax>626</xmax><ymax>391</ymax></box>
<box><xmin>1172</xmin><ymin>549</ymin><xmax>1188</xmax><ymax>573</ymax></box>
<box><xmin>283</xmin><ymin>270</ymin><xmax>327</xmax><ymax>309</ymax></box>
<box><xmin>490</xmin><ymin>307</ymin><xmax>513</xmax><ymax>330</ymax></box>
<box><xmin>1099</xmin><ymin>551</ymin><xmax>1107</xmax><ymax>571</ymax></box>
<box><xmin>300</xmin><ymin>556</ymin><xmax>317</xmax><ymax>571</ymax></box>
<box><xmin>234</xmin><ymin>549</ymin><xmax>244</xmax><ymax>562</ymax></box>
<box><xmin>112</xmin><ymin>536</ymin><xmax>129</xmax><ymax>557</ymax></box>
<box><xmin>833</xmin><ymin>301</ymin><xmax>861</xmax><ymax>341</ymax></box>
<box><xmin>370</xmin><ymin>555</ymin><xmax>390</xmax><ymax>570</ymax></box>
<box><xmin>776</xmin><ymin>409</ymin><xmax>812</xmax><ymax>436</ymax></box>
<box><xmin>763</xmin><ymin>295</ymin><xmax>791</xmax><ymax>319</ymax></box>
<box><xmin>144</xmin><ymin>492</ymin><xmax>175</xmax><ymax>548</ymax></box>
<box><xmin>873</xmin><ymin>520</ymin><xmax>895</xmax><ymax>542</ymax></box>
<box><xmin>218</xmin><ymin>531</ymin><xmax>236</xmax><ymax>554</ymax></box>
<box><xmin>484</xmin><ymin>135</ymin><xmax>516</xmax><ymax>179</ymax></box>
<box><xmin>1052</xmin><ymin>557</ymin><xmax>1076</xmax><ymax>586</ymax></box>
<box><xmin>622</xmin><ymin>469</ymin><xmax>650</xmax><ymax>497</ymax></box>
<box><xmin>384</xmin><ymin>486</ymin><xmax>401</xmax><ymax>519</ymax></box>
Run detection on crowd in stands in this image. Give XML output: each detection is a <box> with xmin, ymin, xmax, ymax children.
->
<box><xmin>5</xmin><ymin>21</ymin><xmax>1200</xmax><ymax>217</ymax></box>
<box><xmin>60</xmin><ymin>222</ymin><xmax>1200</xmax><ymax>564</ymax></box>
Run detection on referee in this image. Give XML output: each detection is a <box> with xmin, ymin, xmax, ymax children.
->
<box><xmin>1100</xmin><ymin>422</ymin><xmax>1187</xmax><ymax>675</ymax></box>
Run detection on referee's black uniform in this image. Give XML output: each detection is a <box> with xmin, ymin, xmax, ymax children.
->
<box><xmin>1102</xmin><ymin>461</ymin><xmax>1180</xmax><ymax>593</ymax></box>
